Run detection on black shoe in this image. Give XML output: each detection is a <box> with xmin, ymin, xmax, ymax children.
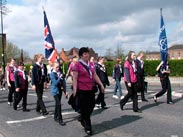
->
<box><xmin>80</xmin><ymin>119</ymin><xmax>85</xmax><ymax>127</ymax></box>
<box><xmin>133</xmin><ymin>109</ymin><xmax>142</xmax><ymax>113</ymax></box>
<box><xmin>120</xmin><ymin>104</ymin><xmax>124</xmax><ymax>111</ymax></box>
<box><xmin>142</xmin><ymin>99</ymin><xmax>148</xmax><ymax>102</ymax></box>
<box><xmin>42</xmin><ymin>111</ymin><xmax>49</xmax><ymax>116</ymax></box>
<box><xmin>59</xmin><ymin>120</ymin><xmax>66</xmax><ymax>126</ymax></box>
<box><xmin>77</xmin><ymin>115</ymin><xmax>82</xmax><ymax>122</ymax></box>
<box><xmin>167</xmin><ymin>101</ymin><xmax>174</xmax><ymax>104</ymax></box>
<box><xmin>101</xmin><ymin>106</ymin><xmax>108</xmax><ymax>109</ymax></box>
<box><xmin>36</xmin><ymin>109</ymin><xmax>41</xmax><ymax>113</ymax></box>
<box><xmin>85</xmin><ymin>129</ymin><xmax>92</xmax><ymax>135</ymax></box>
<box><xmin>101</xmin><ymin>105</ymin><xmax>108</xmax><ymax>109</ymax></box>
<box><xmin>54</xmin><ymin>118</ymin><xmax>59</xmax><ymax>122</ymax></box>
<box><xmin>23</xmin><ymin>109</ymin><xmax>30</xmax><ymax>112</ymax></box>
<box><xmin>153</xmin><ymin>96</ymin><xmax>157</xmax><ymax>103</ymax></box>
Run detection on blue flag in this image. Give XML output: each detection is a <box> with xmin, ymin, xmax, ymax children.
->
<box><xmin>159</xmin><ymin>9</ymin><xmax>168</xmax><ymax>68</ymax></box>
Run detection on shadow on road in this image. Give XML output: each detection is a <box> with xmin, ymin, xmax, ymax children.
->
<box><xmin>140</xmin><ymin>102</ymin><xmax>164</xmax><ymax>111</ymax></box>
<box><xmin>172</xmin><ymin>97</ymin><xmax>183</xmax><ymax>103</ymax></box>
<box><xmin>92</xmin><ymin>115</ymin><xmax>142</xmax><ymax>136</ymax></box>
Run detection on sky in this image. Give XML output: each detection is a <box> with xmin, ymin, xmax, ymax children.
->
<box><xmin>3</xmin><ymin>0</ymin><xmax>183</xmax><ymax>58</ymax></box>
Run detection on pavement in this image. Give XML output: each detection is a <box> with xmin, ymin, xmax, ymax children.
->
<box><xmin>67</xmin><ymin>76</ymin><xmax>183</xmax><ymax>86</ymax></box>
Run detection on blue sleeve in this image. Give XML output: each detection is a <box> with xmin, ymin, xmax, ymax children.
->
<box><xmin>50</xmin><ymin>72</ymin><xmax>61</xmax><ymax>86</ymax></box>
<box><xmin>124</xmin><ymin>68</ymin><xmax>131</xmax><ymax>83</ymax></box>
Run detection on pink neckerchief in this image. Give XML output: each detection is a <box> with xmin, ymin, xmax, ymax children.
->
<box><xmin>9</xmin><ymin>64</ymin><xmax>17</xmax><ymax>71</ymax></box>
<box><xmin>36</xmin><ymin>62</ymin><xmax>43</xmax><ymax>68</ymax></box>
<box><xmin>132</xmin><ymin>61</ymin><xmax>137</xmax><ymax>73</ymax></box>
<box><xmin>18</xmin><ymin>69</ymin><xmax>26</xmax><ymax>80</ymax></box>
<box><xmin>36</xmin><ymin>62</ymin><xmax>44</xmax><ymax>76</ymax></box>
<box><xmin>98</xmin><ymin>62</ymin><xmax>106</xmax><ymax>72</ymax></box>
<box><xmin>79</xmin><ymin>59</ymin><xmax>92</xmax><ymax>79</ymax></box>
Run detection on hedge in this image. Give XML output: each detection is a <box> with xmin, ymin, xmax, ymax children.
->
<box><xmin>104</xmin><ymin>60</ymin><xmax>183</xmax><ymax>77</ymax></box>
<box><xmin>25</xmin><ymin>60</ymin><xmax>183</xmax><ymax>77</ymax></box>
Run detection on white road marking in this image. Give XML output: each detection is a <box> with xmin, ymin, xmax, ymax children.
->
<box><xmin>28</xmin><ymin>93</ymin><xmax>48</xmax><ymax>98</ymax></box>
<box><xmin>6</xmin><ymin>90</ymin><xmax>182</xmax><ymax>125</ymax></box>
<box><xmin>6</xmin><ymin>116</ymin><xmax>46</xmax><ymax>124</ymax></box>
<box><xmin>172</xmin><ymin>91</ymin><xmax>183</xmax><ymax>98</ymax></box>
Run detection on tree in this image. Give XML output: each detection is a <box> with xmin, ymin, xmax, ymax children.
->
<box><xmin>7</xmin><ymin>42</ymin><xmax>30</xmax><ymax>62</ymax></box>
<box><xmin>114</xmin><ymin>44</ymin><xmax>124</xmax><ymax>59</ymax></box>
<box><xmin>105</xmin><ymin>48</ymin><xmax>113</xmax><ymax>61</ymax></box>
<box><xmin>0</xmin><ymin>41</ymin><xmax>30</xmax><ymax>63</ymax></box>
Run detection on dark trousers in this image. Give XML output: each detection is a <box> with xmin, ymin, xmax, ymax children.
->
<box><xmin>35</xmin><ymin>83</ymin><xmax>47</xmax><ymax>113</ymax></box>
<box><xmin>120</xmin><ymin>82</ymin><xmax>138</xmax><ymax>111</ymax></box>
<box><xmin>0</xmin><ymin>79</ymin><xmax>5</xmax><ymax>88</ymax></box>
<box><xmin>14</xmin><ymin>89</ymin><xmax>28</xmax><ymax>109</ymax></box>
<box><xmin>95</xmin><ymin>84</ymin><xmax>106</xmax><ymax>107</ymax></box>
<box><xmin>53</xmin><ymin>94</ymin><xmax>63</xmax><ymax>120</ymax></box>
<box><xmin>8</xmin><ymin>81</ymin><xmax>15</xmax><ymax>102</ymax></box>
<box><xmin>79</xmin><ymin>90</ymin><xmax>95</xmax><ymax>131</ymax></box>
<box><xmin>155</xmin><ymin>77</ymin><xmax>172</xmax><ymax>103</ymax></box>
<box><xmin>137</xmin><ymin>75</ymin><xmax>146</xmax><ymax>100</ymax></box>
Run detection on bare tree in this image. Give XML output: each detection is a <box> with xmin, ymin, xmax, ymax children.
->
<box><xmin>4</xmin><ymin>41</ymin><xmax>30</xmax><ymax>62</ymax></box>
<box><xmin>105</xmin><ymin>48</ymin><xmax>113</xmax><ymax>60</ymax></box>
<box><xmin>114</xmin><ymin>44</ymin><xmax>124</xmax><ymax>59</ymax></box>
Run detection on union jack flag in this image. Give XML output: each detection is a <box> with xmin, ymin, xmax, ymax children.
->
<box><xmin>44</xmin><ymin>10</ymin><xmax>58</xmax><ymax>63</ymax></box>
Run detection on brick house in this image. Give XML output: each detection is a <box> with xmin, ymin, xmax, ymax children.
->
<box><xmin>168</xmin><ymin>44</ymin><xmax>183</xmax><ymax>60</ymax></box>
<box><xmin>59</xmin><ymin>47</ymin><xmax>98</xmax><ymax>62</ymax></box>
<box><xmin>145</xmin><ymin>51</ymin><xmax>160</xmax><ymax>60</ymax></box>
<box><xmin>145</xmin><ymin>44</ymin><xmax>183</xmax><ymax>60</ymax></box>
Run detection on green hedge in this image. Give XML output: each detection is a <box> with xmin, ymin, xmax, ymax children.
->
<box><xmin>25</xmin><ymin>60</ymin><xmax>183</xmax><ymax>77</ymax></box>
<box><xmin>104</xmin><ymin>60</ymin><xmax>183</xmax><ymax>77</ymax></box>
<box><xmin>144</xmin><ymin>60</ymin><xmax>183</xmax><ymax>76</ymax></box>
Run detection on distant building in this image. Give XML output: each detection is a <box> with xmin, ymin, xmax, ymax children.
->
<box><xmin>145</xmin><ymin>44</ymin><xmax>183</xmax><ymax>60</ymax></box>
<box><xmin>59</xmin><ymin>47</ymin><xmax>98</xmax><ymax>62</ymax></box>
<box><xmin>145</xmin><ymin>51</ymin><xmax>160</xmax><ymax>60</ymax></box>
<box><xmin>169</xmin><ymin>44</ymin><xmax>183</xmax><ymax>60</ymax></box>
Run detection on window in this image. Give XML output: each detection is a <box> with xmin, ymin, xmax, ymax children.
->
<box><xmin>178</xmin><ymin>52</ymin><xmax>181</xmax><ymax>59</ymax></box>
<box><xmin>171</xmin><ymin>53</ymin><xmax>174</xmax><ymax>59</ymax></box>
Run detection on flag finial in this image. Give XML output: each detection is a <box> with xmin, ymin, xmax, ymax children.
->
<box><xmin>42</xmin><ymin>6</ymin><xmax>45</xmax><ymax>12</ymax></box>
<box><xmin>160</xmin><ymin>8</ymin><xmax>162</xmax><ymax>16</ymax></box>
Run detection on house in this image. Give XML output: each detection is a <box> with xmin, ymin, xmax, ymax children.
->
<box><xmin>145</xmin><ymin>51</ymin><xmax>160</xmax><ymax>60</ymax></box>
<box><xmin>145</xmin><ymin>44</ymin><xmax>183</xmax><ymax>60</ymax></box>
<box><xmin>168</xmin><ymin>44</ymin><xmax>183</xmax><ymax>60</ymax></box>
<box><xmin>59</xmin><ymin>47</ymin><xmax>98</xmax><ymax>62</ymax></box>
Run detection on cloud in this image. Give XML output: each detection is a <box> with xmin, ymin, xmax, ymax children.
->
<box><xmin>4</xmin><ymin>0</ymin><xmax>183</xmax><ymax>58</ymax></box>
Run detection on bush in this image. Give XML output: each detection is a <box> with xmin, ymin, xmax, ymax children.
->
<box><xmin>25</xmin><ymin>60</ymin><xmax>183</xmax><ymax>77</ymax></box>
<box><xmin>104</xmin><ymin>60</ymin><xmax>183</xmax><ymax>77</ymax></box>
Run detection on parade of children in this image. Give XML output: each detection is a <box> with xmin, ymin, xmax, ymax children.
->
<box><xmin>0</xmin><ymin>48</ymin><xmax>180</xmax><ymax>136</ymax></box>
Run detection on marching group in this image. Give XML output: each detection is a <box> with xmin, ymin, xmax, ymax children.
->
<box><xmin>0</xmin><ymin>47</ymin><xmax>173</xmax><ymax>135</ymax></box>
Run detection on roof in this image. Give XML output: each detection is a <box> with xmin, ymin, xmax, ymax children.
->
<box><xmin>146</xmin><ymin>51</ymin><xmax>159</xmax><ymax>54</ymax></box>
<box><xmin>169</xmin><ymin>44</ymin><xmax>183</xmax><ymax>50</ymax></box>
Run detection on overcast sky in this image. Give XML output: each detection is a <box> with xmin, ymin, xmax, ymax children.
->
<box><xmin>4</xmin><ymin>0</ymin><xmax>183</xmax><ymax>57</ymax></box>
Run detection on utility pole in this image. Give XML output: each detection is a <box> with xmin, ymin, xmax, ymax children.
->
<box><xmin>0</xmin><ymin>0</ymin><xmax>5</xmax><ymax>76</ymax></box>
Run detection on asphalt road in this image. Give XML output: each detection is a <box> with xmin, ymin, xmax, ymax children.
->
<box><xmin>0</xmin><ymin>81</ymin><xmax>183</xmax><ymax>137</ymax></box>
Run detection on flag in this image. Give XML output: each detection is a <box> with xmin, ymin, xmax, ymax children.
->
<box><xmin>44</xmin><ymin>10</ymin><xmax>58</xmax><ymax>62</ymax></box>
<box><xmin>159</xmin><ymin>8</ymin><xmax>168</xmax><ymax>67</ymax></box>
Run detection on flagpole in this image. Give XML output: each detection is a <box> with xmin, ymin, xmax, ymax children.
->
<box><xmin>160</xmin><ymin>8</ymin><xmax>162</xmax><ymax>16</ymax></box>
<box><xmin>42</xmin><ymin>6</ymin><xmax>44</xmax><ymax>12</ymax></box>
